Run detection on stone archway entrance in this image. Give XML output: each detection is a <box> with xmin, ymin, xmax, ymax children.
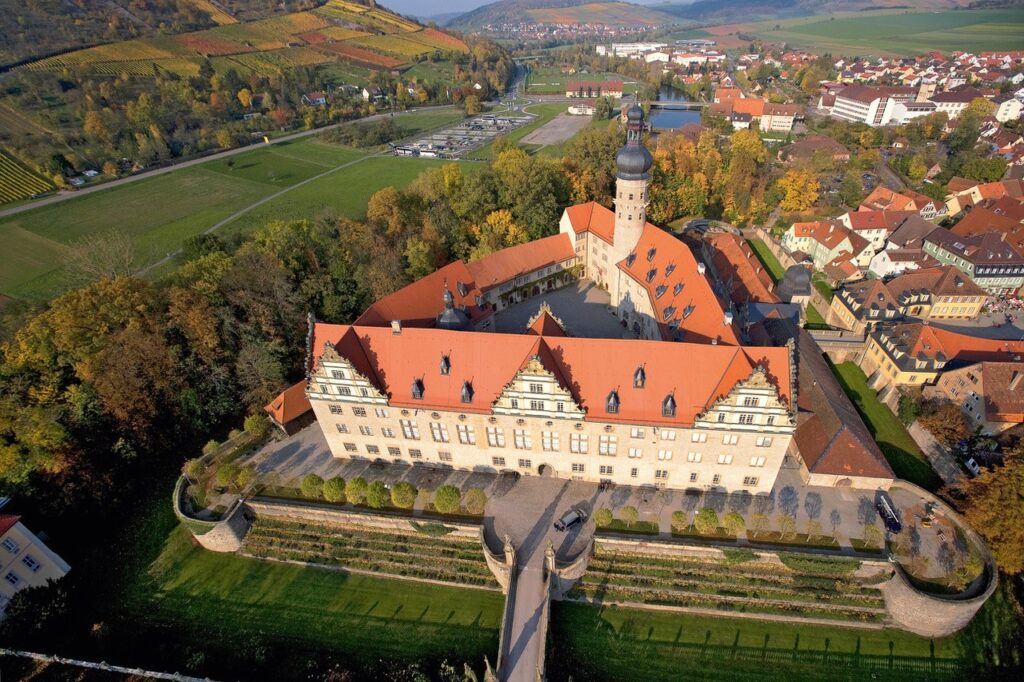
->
<box><xmin>538</xmin><ymin>463</ymin><xmax>554</xmax><ymax>477</ymax></box>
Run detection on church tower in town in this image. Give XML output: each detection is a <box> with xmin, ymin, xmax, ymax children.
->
<box><xmin>609</xmin><ymin>102</ymin><xmax>653</xmax><ymax>302</ymax></box>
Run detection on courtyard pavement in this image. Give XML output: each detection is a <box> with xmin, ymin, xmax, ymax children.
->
<box><xmin>494</xmin><ymin>281</ymin><xmax>637</xmax><ymax>339</ymax></box>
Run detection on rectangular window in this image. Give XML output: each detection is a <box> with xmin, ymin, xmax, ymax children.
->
<box><xmin>712</xmin><ymin>474</ymin><xmax>721</xmax><ymax>485</ymax></box>
<box><xmin>628</xmin><ymin>447</ymin><xmax>642</xmax><ymax>458</ymax></box>
<box><xmin>437</xmin><ymin>451</ymin><xmax>452</xmax><ymax>462</ymax></box>
<box><xmin>388</xmin><ymin>446</ymin><xmax>401</xmax><ymax>456</ymax></box>
<box><xmin>557</xmin><ymin>402</ymin><xmax>565</xmax><ymax>412</ymax></box>
<box><xmin>329</xmin><ymin>404</ymin><xmax>343</xmax><ymax>415</ymax></box>
<box><xmin>353</xmin><ymin>407</ymin><xmax>367</xmax><ymax>417</ymax></box>
<box><xmin>631</xmin><ymin>427</ymin><xmax>646</xmax><ymax>439</ymax></box>
<box><xmin>336</xmin><ymin>424</ymin><xmax>349</xmax><ymax>434</ymax></box>
<box><xmin>513</xmin><ymin>429</ymin><xmax>532</xmax><ymax>449</ymax></box>
<box><xmin>743</xmin><ymin>476</ymin><xmax>759</xmax><ymax>487</ymax></box>
<box><xmin>689</xmin><ymin>472</ymin><xmax>699</xmax><ymax>482</ymax></box>
<box><xmin>510</xmin><ymin>398</ymin><xmax>519</xmax><ymax>408</ymax></box>
<box><xmin>722</xmin><ymin>434</ymin><xmax>739</xmax><ymax>445</ymax></box>
<box><xmin>457</xmin><ymin>424</ymin><xmax>476</xmax><ymax>445</ymax></box>
<box><xmin>655</xmin><ymin>469</ymin><xmax>668</xmax><ymax>479</ymax></box>
<box><xmin>691</xmin><ymin>432</ymin><xmax>707</xmax><ymax>443</ymax></box>
<box><xmin>599</xmin><ymin>465</ymin><xmax>614</xmax><ymax>476</ymax></box>
<box><xmin>344</xmin><ymin>442</ymin><xmax>358</xmax><ymax>452</ymax></box>
<box><xmin>755</xmin><ymin>436</ymin><xmax>772</xmax><ymax>447</ymax></box>
<box><xmin>400</xmin><ymin>419</ymin><xmax>420</xmax><ymax>440</ymax></box>
<box><xmin>366</xmin><ymin>444</ymin><xmax>380</xmax><ymax>455</ymax></box>
<box><xmin>359</xmin><ymin>425</ymin><xmax>373</xmax><ymax>436</ymax></box>
<box><xmin>631</xmin><ymin>467</ymin><xmax>639</xmax><ymax>478</ymax></box>
<box><xmin>331</xmin><ymin>370</ymin><xmax>345</xmax><ymax>379</ymax></box>
<box><xmin>1</xmin><ymin>539</ymin><xmax>18</xmax><ymax>554</ymax></box>
<box><xmin>518</xmin><ymin>458</ymin><xmax>532</xmax><ymax>469</ymax></box>
<box><xmin>529</xmin><ymin>383</ymin><xmax>544</xmax><ymax>393</ymax></box>
<box><xmin>738</xmin><ymin>414</ymin><xmax>754</xmax><ymax>425</ymax></box>
<box><xmin>718</xmin><ymin>454</ymin><xmax>733</xmax><ymax>464</ymax></box>
<box><xmin>529</xmin><ymin>400</ymin><xmax>545</xmax><ymax>411</ymax></box>
<box><xmin>749</xmin><ymin>456</ymin><xmax>766</xmax><ymax>467</ymax></box>
<box><xmin>571</xmin><ymin>463</ymin><xmax>585</xmax><ymax>473</ymax></box>
<box><xmin>4</xmin><ymin>572</ymin><xmax>19</xmax><ymax>586</ymax></box>
<box><xmin>687</xmin><ymin>451</ymin><xmax>702</xmax><ymax>463</ymax></box>
<box><xmin>658</xmin><ymin>449</ymin><xmax>673</xmax><ymax>461</ymax></box>
<box><xmin>487</xmin><ymin>427</ymin><xmax>506</xmax><ymax>447</ymax></box>
<box><xmin>743</xmin><ymin>396</ymin><xmax>759</xmax><ymax>407</ymax></box>
<box><xmin>430</xmin><ymin>422</ymin><xmax>450</xmax><ymax>443</ymax></box>
<box><xmin>382</xmin><ymin>427</ymin><xmax>395</xmax><ymax>438</ymax></box>
<box><xmin>492</xmin><ymin>456</ymin><xmax>506</xmax><ymax>467</ymax></box>
<box><xmin>570</xmin><ymin>433</ymin><xmax>588</xmax><ymax>454</ymax></box>
<box><xmin>375</xmin><ymin>408</ymin><xmax>389</xmax><ymax>418</ymax></box>
<box><xmin>542</xmin><ymin>431</ymin><xmax>559</xmax><ymax>451</ymax></box>
<box><xmin>339</xmin><ymin>386</ymin><xmax>351</xmax><ymax>396</ymax></box>
<box><xmin>599</xmin><ymin>435</ymin><xmax>617</xmax><ymax>455</ymax></box>
<box><xmin>660</xmin><ymin>430</ymin><xmax>676</xmax><ymax>441</ymax></box>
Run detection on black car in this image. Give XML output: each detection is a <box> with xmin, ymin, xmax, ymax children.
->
<box><xmin>554</xmin><ymin>508</ymin><xmax>587</xmax><ymax>532</ymax></box>
<box><xmin>876</xmin><ymin>493</ymin><xmax>902</xmax><ymax>534</ymax></box>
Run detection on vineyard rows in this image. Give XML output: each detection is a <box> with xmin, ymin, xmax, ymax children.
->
<box><xmin>0</xmin><ymin>151</ymin><xmax>54</xmax><ymax>204</ymax></box>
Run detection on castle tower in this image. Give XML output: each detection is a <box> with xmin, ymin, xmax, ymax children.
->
<box><xmin>610</xmin><ymin>103</ymin><xmax>653</xmax><ymax>302</ymax></box>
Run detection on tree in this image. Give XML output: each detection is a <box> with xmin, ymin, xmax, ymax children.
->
<box><xmin>464</xmin><ymin>488</ymin><xmax>487</xmax><ymax>515</ymax></box>
<box><xmin>839</xmin><ymin>169</ymin><xmax>863</xmax><ymax>207</ymax></box>
<box><xmin>907</xmin><ymin>154</ymin><xmax>928</xmax><ymax>182</ymax></box>
<box><xmin>463</xmin><ymin>95</ymin><xmax>481</xmax><ymax>115</ymax></box>
<box><xmin>243</xmin><ymin>414</ymin><xmax>269</xmax><ymax>437</ymax></box>
<box><xmin>694</xmin><ymin>507</ymin><xmax>719</xmax><ymax>535</ymax></box>
<box><xmin>469</xmin><ymin>209</ymin><xmax>528</xmax><ymax>261</ymax></box>
<box><xmin>965</xmin><ymin>97</ymin><xmax>995</xmax><ymax>119</ymax></box>
<box><xmin>391</xmin><ymin>481</ymin><xmax>417</xmax><ymax>509</ymax></box>
<box><xmin>670</xmin><ymin>510</ymin><xmax>688</xmax><ymax>531</ymax></box>
<box><xmin>300</xmin><ymin>473</ymin><xmax>324</xmax><ymax>499</ymax></box>
<box><xmin>183</xmin><ymin>458</ymin><xmax>205</xmax><ymax>479</ymax></box>
<box><xmin>433</xmin><ymin>485</ymin><xmax>462</xmax><ymax>514</ymax></box>
<box><xmin>235</xmin><ymin>465</ymin><xmax>257</xmax><ymax>490</ymax></box>
<box><xmin>777</xmin><ymin>514</ymin><xmax>797</xmax><ymax>539</ymax></box>
<box><xmin>595</xmin><ymin>507</ymin><xmax>614</xmax><ymax>527</ymax></box>
<box><xmin>619</xmin><ymin>505</ymin><xmax>639</xmax><ymax>528</ymax></box>
<box><xmin>776</xmin><ymin>168</ymin><xmax>820</xmax><ymax>213</ymax></box>
<box><xmin>237</xmin><ymin>88</ymin><xmax>252</xmax><ymax>109</ymax></box>
<box><xmin>323</xmin><ymin>477</ymin><xmax>346</xmax><ymax>503</ymax></box>
<box><xmin>346</xmin><ymin>477</ymin><xmax>368</xmax><ymax>505</ymax></box>
<box><xmin>367</xmin><ymin>480</ymin><xmax>389</xmax><ymax>508</ymax></box>
<box><xmin>919</xmin><ymin>400</ymin><xmax>971</xmax><ymax>445</ymax></box>
<box><xmin>202</xmin><ymin>440</ymin><xmax>220</xmax><ymax>456</ymax></box>
<box><xmin>955</xmin><ymin>445</ymin><xmax>1024</xmax><ymax>574</ymax></box>
<box><xmin>216</xmin><ymin>463</ymin><xmax>238</xmax><ymax>488</ymax></box>
<box><xmin>63</xmin><ymin>230</ymin><xmax>137</xmax><ymax>287</ymax></box>
<box><xmin>723</xmin><ymin>511</ymin><xmax>745</xmax><ymax>537</ymax></box>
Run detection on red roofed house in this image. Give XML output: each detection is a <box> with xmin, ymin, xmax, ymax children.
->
<box><xmin>1</xmin><ymin>515</ymin><xmax>71</xmax><ymax>614</ymax></box>
<box><xmin>566</xmin><ymin>80</ymin><xmax>623</xmax><ymax>99</ymax></box>
<box><xmin>781</xmin><ymin>220</ymin><xmax>873</xmax><ymax>270</ymax></box>
<box><xmin>265</xmin><ymin>380</ymin><xmax>314</xmax><ymax>435</ymax></box>
<box><xmin>861</xmin><ymin>185</ymin><xmax>947</xmax><ymax>221</ymax></box>
<box><xmin>934</xmin><ymin>361</ymin><xmax>1024</xmax><ymax>434</ymax></box>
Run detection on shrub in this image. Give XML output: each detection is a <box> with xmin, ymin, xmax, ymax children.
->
<box><xmin>367</xmin><ymin>481</ymin><xmax>389</xmax><ymax>508</ymax></box>
<box><xmin>619</xmin><ymin>506</ymin><xmax>639</xmax><ymax>528</ymax></box>
<box><xmin>391</xmin><ymin>481</ymin><xmax>417</xmax><ymax>509</ymax></box>
<box><xmin>897</xmin><ymin>393</ymin><xmax>919</xmax><ymax>426</ymax></box>
<box><xmin>778</xmin><ymin>553</ymin><xmax>860</xmax><ymax>575</ymax></box>
<box><xmin>346</xmin><ymin>477</ymin><xmax>368</xmax><ymax>505</ymax></box>
<box><xmin>202</xmin><ymin>440</ymin><xmax>220</xmax><ymax>456</ymax></box>
<box><xmin>594</xmin><ymin>508</ymin><xmax>614</xmax><ymax>528</ymax></box>
<box><xmin>433</xmin><ymin>485</ymin><xmax>462</xmax><ymax>514</ymax></box>
<box><xmin>410</xmin><ymin>521</ymin><xmax>456</xmax><ymax>536</ymax></box>
<box><xmin>723</xmin><ymin>511</ymin><xmax>745</xmax><ymax>537</ymax></box>
<box><xmin>862</xmin><ymin>523</ymin><xmax>883</xmax><ymax>549</ymax></box>
<box><xmin>463</xmin><ymin>488</ymin><xmax>487</xmax><ymax>515</ymax></box>
<box><xmin>244</xmin><ymin>414</ymin><xmax>269</xmax><ymax>436</ymax></box>
<box><xmin>777</xmin><ymin>514</ymin><xmax>797</xmax><ymax>540</ymax></box>
<box><xmin>215</xmin><ymin>463</ymin><xmax>238</xmax><ymax>488</ymax></box>
<box><xmin>694</xmin><ymin>507</ymin><xmax>719</xmax><ymax>535</ymax></box>
<box><xmin>228</xmin><ymin>428</ymin><xmax>244</xmax><ymax>440</ymax></box>
<box><xmin>750</xmin><ymin>513</ymin><xmax>770</xmax><ymax>535</ymax></box>
<box><xmin>235</xmin><ymin>466</ymin><xmax>257</xmax><ymax>490</ymax></box>
<box><xmin>183</xmin><ymin>458</ymin><xmax>205</xmax><ymax>479</ymax></box>
<box><xmin>300</xmin><ymin>473</ymin><xmax>324</xmax><ymax>499</ymax></box>
<box><xmin>721</xmin><ymin>548</ymin><xmax>757</xmax><ymax>565</ymax></box>
<box><xmin>323</xmin><ymin>477</ymin><xmax>346</xmax><ymax>503</ymax></box>
<box><xmin>670</xmin><ymin>510</ymin><xmax>688</xmax><ymax>531</ymax></box>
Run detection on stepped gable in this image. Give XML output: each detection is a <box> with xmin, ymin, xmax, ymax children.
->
<box><xmin>308</xmin><ymin>323</ymin><xmax>791</xmax><ymax>428</ymax></box>
<box><xmin>617</xmin><ymin>224</ymin><xmax>740</xmax><ymax>345</ymax></box>
<box><xmin>526</xmin><ymin>303</ymin><xmax>568</xmax><ymax>337</ymax></box>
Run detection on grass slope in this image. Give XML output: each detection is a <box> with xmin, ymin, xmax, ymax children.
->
<box><xmin>746</xmin><ymin>238</ymin><xmax>786</xmax><ymax>282</ymax></box>
<box><xmin>831</xmin><ymin>361</ymin><xmax>942</xmax><ymax>491</ymax></box>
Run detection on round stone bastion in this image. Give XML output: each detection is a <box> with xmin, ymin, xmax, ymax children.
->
<box><xmin>172</xmin><ymin>475</ymin><xmax>252</xmax><ymax>552</ymax></box>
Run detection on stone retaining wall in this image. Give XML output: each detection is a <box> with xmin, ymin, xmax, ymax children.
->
<box><xmin>549</xmin><ymin>538</ymin><xmax>593</xmax><ymax>599</ymax></box>
<box><xmin>247</xmin><ymin>498</ymin><xmax>481</xmax><ymax>539</ymax></box>
<box><xmin>481</xmin><ymin>528</ymin><xmax>514</xmax><ymax>593</ymax></box>
<box><xmin>173</xmin><ymin>475</ymin><xmax>250</xmax><ymax>552</ymax></box>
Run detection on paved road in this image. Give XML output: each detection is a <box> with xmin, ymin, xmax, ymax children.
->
<box><xmin>0</xmin><ymin>106</ymin><xmax>455</xmax><ymax>221</ymax></box>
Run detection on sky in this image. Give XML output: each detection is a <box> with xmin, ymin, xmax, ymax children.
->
<box><xmin>380</xmin><ymin>0</ymin><xmax>680</xmax><ymax>20</ymax></box>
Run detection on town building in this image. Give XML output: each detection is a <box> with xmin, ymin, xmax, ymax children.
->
<box><xmin>929</xmin><ymin>86</ymin><xmax>985</xmax><ymax>119</ymax></box>
<box><xmin>780</xmin><ymin>220</ymin><xmax>872</xmax><ymax>270</ymax></box>
<box><xmin>566</xmin><ymin>80</ymin><xmax>623</xmax><ymax>99</ymax></box>
<box><xmin>861</xmin><ymin>186</ymin><xmax>946</xmax><ymax>221</ymax></box>
<box><xmin>830</xmin><ymin>85</ymin><xmax>917</xmax><ymax>127</ymax></box>
<box><xmin>923</xmin><ymin>228</ymin><xmax>1024</xmax><ymax>294</ymax></box>
<box><xmin>0</xmin><ymin>515</ymin><xmax>70</xmax><ymax>614</ymax></box>
<box><xmin>992</xmin><ymin>94</ymin><xmax>1023</xmax><ymax>123</ymax></box>
<box><xmin>934</xmin><ymin>361</ymin><xmax>1024</xmax><ymax>434</ymax></box>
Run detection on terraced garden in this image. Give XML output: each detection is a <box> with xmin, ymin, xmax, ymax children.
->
<box><xmin>568</xmin><ymin>544</ymin><xmax>890</xmax><ymax>624</ymax></box>
<box><xmin>242</xmin><ymin>515</ymin><xmax>498</xmax><ymax>588</ymax></box>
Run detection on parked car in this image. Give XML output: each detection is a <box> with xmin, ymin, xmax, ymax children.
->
<box><xmin>554</xmin><ymin>508</ymin><xmax>587</xmax><ymax>532</ymax></box>
<box><xmin>876</xmin><ymin>493</ymin><xmax>902</xmax><ymax>534</ymax></box>
<box><xmin>964</xmin><ymin>457</ymin><xmax>981</xmax><ymax>477</ymax></box>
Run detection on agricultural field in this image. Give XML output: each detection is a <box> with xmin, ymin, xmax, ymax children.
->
<box><xmin>527</xmin><ymin>2</ymin><xmax>675</xmax><ymax>26</ymax></box>
<box><xmin>0</xmin><ymin>150</ymin><xmax>53</xmax><ymax>204</ymax></box>
<box><xmin>19</xmin><ymin>0</ymin><xmax>467</xmax><ymax>79</ymax></box>
<box><xmin>525</xmin><ymin>66</ymin><xmax>638</xmax><ymax>95</ymax></box>
<box><xmin>707</xmin><ymin>9</ymin><xmax>1024</xmax><ymax>57</ymax></box>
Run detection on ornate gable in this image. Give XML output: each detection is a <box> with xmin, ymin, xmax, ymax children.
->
<box><xmin>694</xmin><ymin>366</ymin><xmax>795</xmax><ymax>432</ymax></box>
<box><xmin>308</xmin><ymin>341</ymin><xmax>388</xmax><ymax>405</ymax></box>
<box><xmin>492</xmin><ymin>354</ymin><xmax>584</xmax><ymax>420</ymax></box>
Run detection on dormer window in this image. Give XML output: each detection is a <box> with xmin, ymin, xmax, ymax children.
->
<box><xmin>673</xmin><ymin>283</ymin><xmax>683</xmax><ymax>296</ymax></box>
<box><xmin>626</xmin><ymin>252</ymin><xmax>637</xmax><ymax>267</ymax></box>
<box><xmin>647</xmin><ymin>247</ymin><xmax>657</xmax><ymax>262</ymax></box>
<box><xmin>461</xmin><ymin>381</ymin><xmax>474</xmax><ymax>404</ymax></box>
<box><xmin>440</xmin><ymin>355</ymin><xmax>451</xmax><ymax>375</ymax></box>
<box><xmin>633</xmin><ymin>366</ymin><xmax>646</xmax><ymax>389</ymax></box>
<box><xmin>663</xmin><ymin>305</ymin><xmax>676</xmax><ymax>319</ymax></box>
<box><xmin>457</xmin><ymin>281</ymin><xmax>468</xmax><ymax>297</ymax></box>
<box><xmin>412</xmin><ymin>379</ymin><xmax>424</xmax><ymax>400</ymax></box>
<box><xmin>646</xmin><ymin>268</ymin><xmax>657</xmax><ymax>283</ymax></box>
<box><xmin>662</xmin><ymin>394</ymin><xmax>676</xmax><ymax>418</ymax></box>
<box><xmin>665</xmin><ymin>263</ymin><xmax>675</xmax><ymax>276</ymax></box>
<box><xmin>655</xmin><ymin>284</ymin><xmax>667</xmax><ymax>299</ymax></box>
<box><xmin>606</xmin><ymin>390</ymin><xmax>620</xmax><ymax>414</ymax></box>
<box><xmin>683</xmin><ymin>304</ymin><xmax>695</xmax><ymax>319</ymax></box>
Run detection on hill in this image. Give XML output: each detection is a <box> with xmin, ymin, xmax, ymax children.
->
<box><xmin>657</xmin><ymin>0</ymin><xmax>974</xmax><ymax>24</ymax></box>
<box><xmin>448</xmin><ymin>0</ymin><xmax>676</xmax><ymax>28</ymax></box>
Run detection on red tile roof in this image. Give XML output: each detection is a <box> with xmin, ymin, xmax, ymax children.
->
<box><xmin>356</xmin><ymin>260</ymin><xmax>486</xmax><ymax>328</ymax></box>
<box><xmin>844</xmin><ymin>210</ymin><xmax>915</xmax><ymax>232</ymax></box>
<box><xmin>564</xmin><ymin>201</ymin><xmax>615</xmax><ymax>244</ymax></box>
<box><xmin>861</xmin><ymin>186</ymin><xmax>919</xmax><ymax>212</ymax></box>
<box><xmin>705</xmin><ymin>233</ymin><xmax>779</xmax><ymax>304</ymax></box>
<box><xmin>0</xmin><ymin>515</ymin><xmax>20</xmax><ymax>536</ymax></box>
<box><xmin>953</xmin><ymin>206</ymin><xmax>1024</xmax><ymax>253</ymax></box>
<box><xmin>467</xmin><ymin>234</ymin><xmax>575</xmax><ymax>293</ymax></box>
<box><xmin>312</xmin><ymin>324</ymin><xmax>791</xmax><ymax>427</ymax></box>
<box><xmin>264</xmin><ymin>381</ymin><xmax>312</xmax><ymax>425</ymax></box>
<box><xmin>885</xmin><ymin>323</ymin><xmax>1024</xmax><ymax>365</ymax></box>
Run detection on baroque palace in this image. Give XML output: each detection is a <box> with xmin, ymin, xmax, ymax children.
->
<box><xmin>269</xmin><ymin>105</ymin><xmax>894</xmax><ymax>494</ymax></box>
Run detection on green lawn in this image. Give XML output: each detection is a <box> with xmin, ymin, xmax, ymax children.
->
<box><xmin>830</xmin><ymin>362</ymin><xmax>942</xmax><ymax>491</ymax></box>
<box><xmin>813</xmin><ymin>277</ymin><xmax>834</xmax><ymax>302</ymax></box>
<box><xmin>122</xmin><ymin>525</ymin><xmax>502</xmax><ymax>678</ymax></box>
<box><xmin>805</xmin><ymin>304</ymin><xmax>829</xmax><ymax>329</ymax></box>
<box><xmin>742</xmin><ymin>9</ymin><xmax>1024</xmax><ymax>56</ymax></box>
<box><xmin>548</xmin><ymin>601</ymin><xmax>964</xmax><ymax>682</ymax></box>
<box><xmin>746</xmin><ymin>238</ymin><xmax>786</xmax><ymax>282</ymax></box>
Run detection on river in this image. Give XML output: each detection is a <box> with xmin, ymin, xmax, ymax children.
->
<box><xmin>648</xmin><ymin>86</ymin><xmax>701</xmax><ymax>130</ymax></box>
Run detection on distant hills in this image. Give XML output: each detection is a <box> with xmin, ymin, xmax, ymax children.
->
<box><xmin>447</xmin><ymin>0</ymin><xmax>678</xmax><ymax>28</ymax></box>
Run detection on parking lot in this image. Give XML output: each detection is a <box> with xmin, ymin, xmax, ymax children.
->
<box><xmin>392</xmin><ymin>113</ymin><xmax>533</xmax><ymax>159</ymax></box>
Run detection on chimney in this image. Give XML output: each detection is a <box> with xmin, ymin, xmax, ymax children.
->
<box><xmin>724</xmin><ymin>312</ymin><xmax>734</xmax><ymax>325</ymax></box>
<box><xmin>697</xmin><ymin>262</ymin><xmax>706</xmax><ymax>275</ymax></box>
<box><xmin>391</xmin><ymin>320</ymin><xmax>402</xmax><ymax>335</ymax></box>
